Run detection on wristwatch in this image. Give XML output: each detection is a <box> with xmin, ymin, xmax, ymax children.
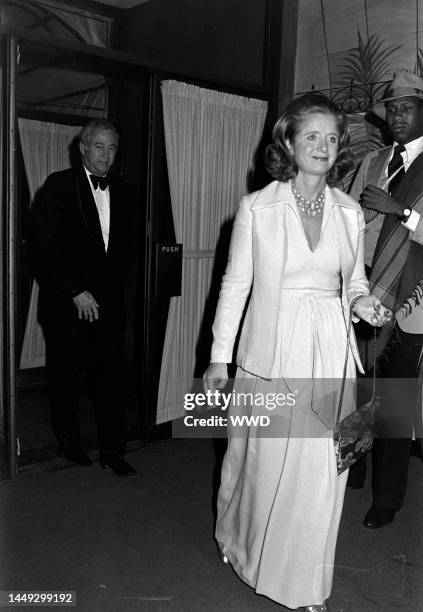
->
<box><xmin>401</xmin><ymin>208</ymin><xmax>411</xmax><ymax>223</ymax></box>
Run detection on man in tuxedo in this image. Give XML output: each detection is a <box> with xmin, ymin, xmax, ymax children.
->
<box><xmin>33</xmin><ymin>119</ymin><xmax>136</xmax><ymax>476</ymax></box>
<box><xmin>349</xmin><ymin>72</ymin><xmax>423</xmax><ymax>527</ymax></box>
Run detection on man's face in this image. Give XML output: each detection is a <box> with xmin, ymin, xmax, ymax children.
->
<box><xmin>80</xmin><ymin>128</ymin><xmax>118</xmax><ymax>176</ymax></box>
<box><xmin>385</xmin><ymin>96</ymin><xmax>423</xmax><ymax>144</ymax></box>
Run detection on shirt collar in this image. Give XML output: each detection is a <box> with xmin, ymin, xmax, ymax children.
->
<box><xmin>393</xmin><ymin>135</ymin><xmax>423</xmax><ymax>166</ymax></box>
<box><xmin>250</xmin><ymin>180</ymin><xmax>357</xmax><ymax>211</ymax></box>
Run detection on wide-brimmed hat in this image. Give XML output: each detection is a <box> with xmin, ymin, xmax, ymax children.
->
<box><xmin>372</xmin><ymin>71</ymin><xmax>423</xmax><ymax>119</ymax></box>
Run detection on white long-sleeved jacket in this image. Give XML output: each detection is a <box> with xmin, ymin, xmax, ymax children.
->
<box><xmin>211</xmin><ymin>180</ymin><xmax>370</xmax><ymax>378</ymax></box>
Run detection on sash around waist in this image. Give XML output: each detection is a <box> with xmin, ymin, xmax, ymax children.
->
<box><xmin>279</xmin><ymin>287</ymin><xmax>340</xmax><ymax>299</ymax></box>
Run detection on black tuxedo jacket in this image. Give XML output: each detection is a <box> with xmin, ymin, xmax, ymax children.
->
<box><xmin>33</xmin><ymin>164</ymin><xmax>132</xmax><ymax>323</ymax></box>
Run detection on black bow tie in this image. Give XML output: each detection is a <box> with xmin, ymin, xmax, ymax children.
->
<box><xmin>89</xmin><ymin>174</ymin><xmax>110</xmax><ymax>191</ymax></box>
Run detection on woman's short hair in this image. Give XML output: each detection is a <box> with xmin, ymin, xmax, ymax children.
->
<box><xmin>79</xmin><ymin>119</ymin><xmax>119</xmax><ymax>146</ymax></box>
<box><xmin>264</xmin><ymin>93</ymin><xmax>353</xmax><ymax>187</ymax></box>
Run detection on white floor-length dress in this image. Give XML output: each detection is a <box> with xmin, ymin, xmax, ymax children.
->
<box><xmin>215</xmin><ymin>199</ymin><xmax>355</xmax><ymax>609</ymax></box>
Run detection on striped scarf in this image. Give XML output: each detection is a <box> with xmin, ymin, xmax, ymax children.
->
<box><xmin>364</xmin><ymin>154</ymin><xmax>423</xmax><ymax>367</ymax></box>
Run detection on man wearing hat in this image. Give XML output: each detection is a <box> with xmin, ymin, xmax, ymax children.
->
<box><xmin>349</xmin><ymin>71</ymin><xmax>423</xmax><ymax>528</ymax></box>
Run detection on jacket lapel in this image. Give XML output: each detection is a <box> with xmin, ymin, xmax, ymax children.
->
<box><xmin>368</xmin><ymin>148</ymin><xmax>391</xmax><ymax>188</ymax></box>
<box><xmin>106</xmin><ymin>180</ymin><xmax>118</xmax><ymax>255</ymax></box>
<box><xmin>75</xmin><ymin>166</ymin><xmax>105</xmax><ymax>251</ymax></box>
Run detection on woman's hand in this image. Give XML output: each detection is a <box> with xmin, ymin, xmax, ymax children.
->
<box><xmin>353</xmin><ymin>294</ymin><xmax>392</xmax><ymax>327</ymax></box>
<box><xmin>203</xmin><ymin>362</ymin><xmax>228</xmax><ymax>393</ymax></box>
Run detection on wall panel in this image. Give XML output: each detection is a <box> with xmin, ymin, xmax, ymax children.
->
<box><xmin>120</xmin><ymin>0</ymin><xmax>268</xmax><ymax>87</ymax></box>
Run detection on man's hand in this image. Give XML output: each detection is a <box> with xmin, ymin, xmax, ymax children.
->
<box><xmin>73</xmin><ymin>291</ymin><xmax>99</xmax><ymax>322</ymax></box>
<box><xmin>359</xmin><ymin>185</ymin><xmax>404</xmax><ymax>216</ymax></box>
<box><xmin>353</xmin><ymin>294</ymin><xmax>392</xmax><ymax>327</ymax></box>
<box><xmin>203</xmin><ymin>363</ymin><xmax>228</xmax><ymax>394</ymax></box>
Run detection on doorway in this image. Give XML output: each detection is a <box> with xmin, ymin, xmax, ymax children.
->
<box><xmin>1</xmin><ymin>32</ymin><xmax>150</xmax><ymax>476</ymax></box>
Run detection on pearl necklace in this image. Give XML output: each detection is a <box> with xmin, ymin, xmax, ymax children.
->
<box><xmin>291</xmin><ymin>181</ymin><xmax>325</xmax><ymax>216</ymax></box>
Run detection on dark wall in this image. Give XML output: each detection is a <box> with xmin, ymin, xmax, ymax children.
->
<box><xmin>120</xmin><ymin>0</ymin><xmax>269</xmax><ymax>88</ymax></box>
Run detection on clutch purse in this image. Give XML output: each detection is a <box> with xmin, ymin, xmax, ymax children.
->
<box><xmin>334</xmin><ymin>312</ymin><xmax>377</xmax><ymax>475</ymax></box>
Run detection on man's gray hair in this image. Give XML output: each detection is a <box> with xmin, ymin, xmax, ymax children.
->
<box><xmin>79</xmin><ymin>119</ymin><xmax>119</xmax><ymax>145</ymax></box>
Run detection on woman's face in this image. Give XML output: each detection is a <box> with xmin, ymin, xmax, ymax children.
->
<box><xmin>288</xmin><ymin>112</ymin><xmax>339</xmax><ymax>178</ymax></box>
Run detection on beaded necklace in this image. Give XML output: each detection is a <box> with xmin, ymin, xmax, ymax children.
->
<box><xmin>291</xmin><ymin>180</ymin><xmax>325</xmax><ymax>216</ymax></box>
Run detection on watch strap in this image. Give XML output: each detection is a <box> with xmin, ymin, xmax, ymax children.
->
<box><xmin>401</xmin><ymin>208</ymin><xmax>411</xmax><ymax>222</ymax></box>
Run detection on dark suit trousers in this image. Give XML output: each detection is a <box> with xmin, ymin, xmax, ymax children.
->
<box><xmin>367</xmin><ymin>328</ymin><xmax>423</xmax><ymax>509</ymax></box>
<box><xmin>43</xmin><ymin>308</ymin><xmax>125</xmax><ymax>455</ymax></box>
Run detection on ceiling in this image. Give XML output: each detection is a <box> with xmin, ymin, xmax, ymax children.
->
<box><xmin>95</xmin><ymin>0</ymin><xmax>150</xmax><ymax>8</ymax></box>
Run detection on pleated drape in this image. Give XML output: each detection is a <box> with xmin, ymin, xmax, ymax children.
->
<box><xmin>157</xmin><ymin>80</ymin><xmax>268</xmax><ymax>424</ymax></box>
<box><xmin>18</xmin><ymin>119</ymin><xmax>81</xmax><ymax>369</ymax></box>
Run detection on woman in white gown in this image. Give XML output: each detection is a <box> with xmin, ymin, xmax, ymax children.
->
<box><xmin>203</xmin><ymin>93</ymin><xmax>391</xmax><ymax>611</ymax></box>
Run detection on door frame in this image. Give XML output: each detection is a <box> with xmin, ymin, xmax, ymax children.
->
<box><xmin>1</xmin><ymin>35</ymin><xmax>18</xmax><ymax>478</ymax></box>
<box><xmin>0</xmin><ymin>26</ymin><xmax>150</xmax><ymax>478</ymax></box>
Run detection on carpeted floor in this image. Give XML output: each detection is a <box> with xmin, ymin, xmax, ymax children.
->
<box><xmin>1</xmin><ymin>438</ymin><xmax>422</xmax><ymax>611</ymax></box>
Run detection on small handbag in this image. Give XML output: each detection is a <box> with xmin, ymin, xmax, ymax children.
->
<box><xmin>334</xmin><ymin>312</ymin><xmax>378</xmax><ymax>475</ymax></box>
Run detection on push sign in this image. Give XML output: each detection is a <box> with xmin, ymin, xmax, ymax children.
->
<box><xmin>155</xmin><ymin>243</ymin><xmax>183</xmax><ymax>297</ymax></box>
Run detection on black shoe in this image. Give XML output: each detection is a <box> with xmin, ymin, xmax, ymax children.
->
<box><xmin>99</xmin><ymin>453</ymin><xmax>136</xmax><ymax>477</ymax></box>
<box><xmin>64</xmin><ymin>451</ymin><xmax>93</xmax><ymax>467</ymax></box>
<box><xmin>363</xmin><ymin>504</ymin><xmax>396</xmax><ymax>529</ymax></box>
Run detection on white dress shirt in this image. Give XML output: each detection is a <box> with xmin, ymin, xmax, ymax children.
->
<box><xmin>385</xmin><ymin>136</ymin><xmax>423</xmax><ymax>232</ymax></box>
<box><xmin>84</xmin><ymin>165</ymin><xmax>110</xmax><ymax>250</ymax></box>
